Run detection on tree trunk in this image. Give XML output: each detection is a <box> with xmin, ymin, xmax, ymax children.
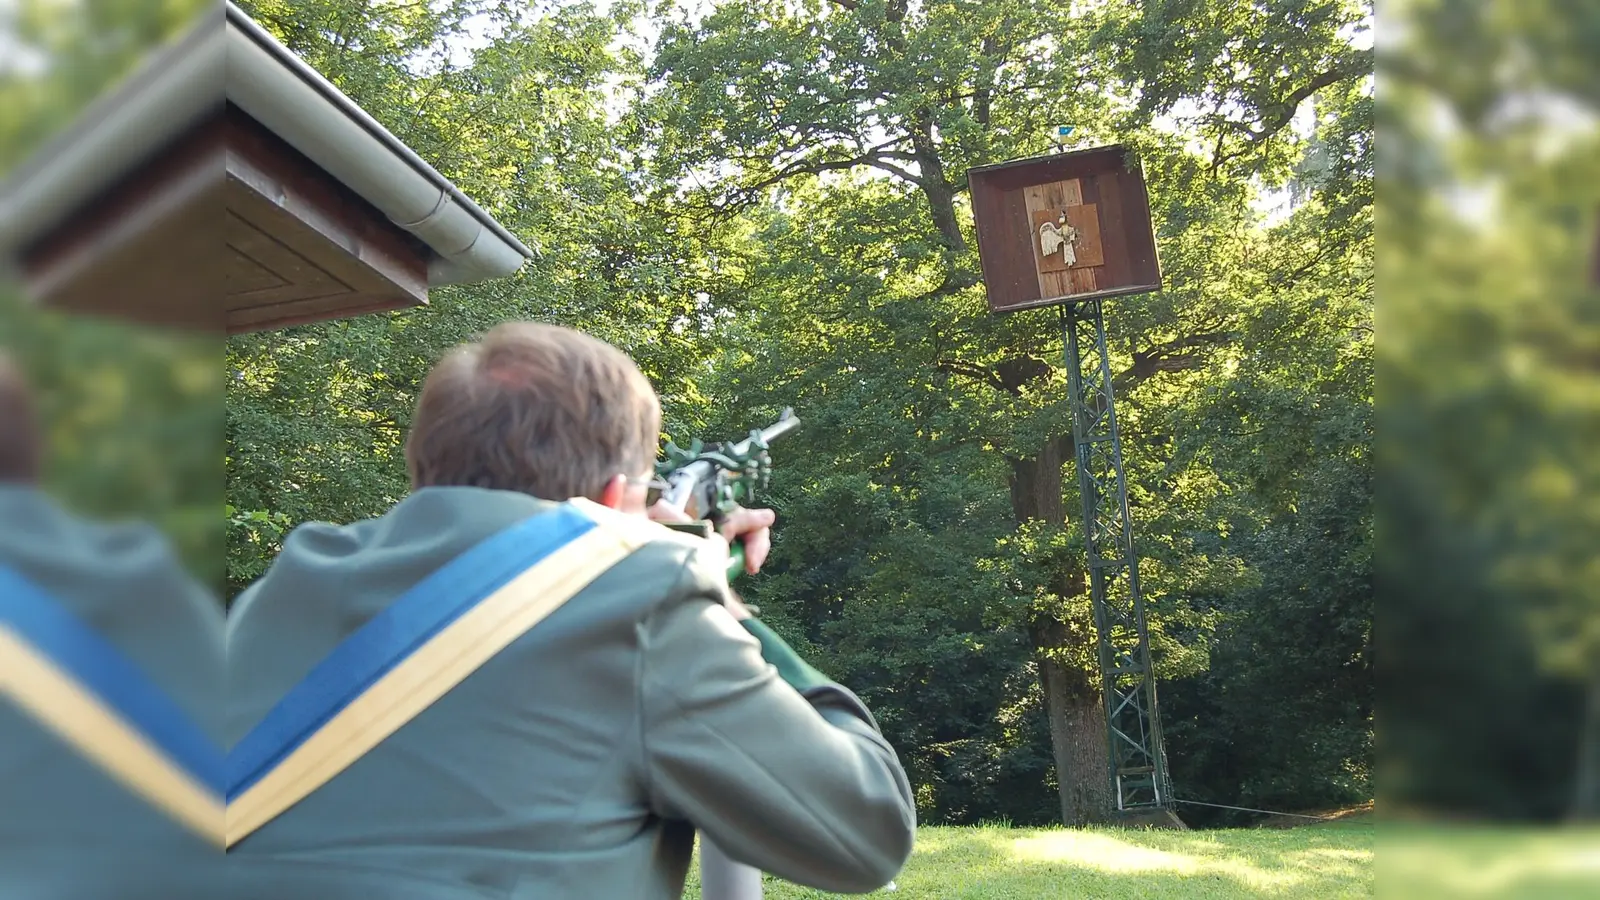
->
<box><xmin>1011</xmin><ymin>435</ymin><xmax>1113</xmax><ymax>826</ymax></box>
<box><xmin>1008</xmin><ymin>436</ymin><xmax>1067</xmax><ymax>523</ymax></box>
<box><xmin>1572</xmin><ymin>667</ymin><xmax>1600</xmax><ymax>820</ymax></box>
<box><xmin>909</xmin><ymin>112</ymin><xmax>966</xmax><ymax>253</ymax></box>
<box><xmin>1038</xmin><ymin>644</ymin><xmax>1113</xmax><ymax>826</ymax></box>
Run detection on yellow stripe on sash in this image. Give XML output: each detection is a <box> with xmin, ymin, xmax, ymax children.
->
<box><xmin>0</xmin><ymin>626</ymin><xmax>225</xmax><ymax>845</ymax></box>
<box><xmin>224</xmin><ymin>503</ymin><xmax>663</xmax><ymax>847</ymax></box>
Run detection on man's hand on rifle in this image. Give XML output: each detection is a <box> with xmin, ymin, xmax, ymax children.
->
<box><xmin>646</xmin><ymin>501</ymin><xmax>775</xmax><ymax>613</ymax></box>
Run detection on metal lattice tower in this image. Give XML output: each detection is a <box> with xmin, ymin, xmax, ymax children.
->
<box><xmin>1061</xmin><ymin>299</ymin><xmax>1174</xmax><ymax>812</ymax></box>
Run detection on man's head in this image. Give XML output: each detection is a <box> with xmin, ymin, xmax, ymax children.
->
<box><xmin>0</xmin><ymin>352</ymin><xmax>41</xmax><ymax>484</ymax></box>
<box><xmin>404</xmin><ymin>322</ymin><xmax>662</xmax><ymax>510</ymax></box>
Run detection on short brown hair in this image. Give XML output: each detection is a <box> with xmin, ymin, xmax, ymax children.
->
<box><xmin>404</xmin><ymin>322</ymin><xmax>661</xmax><ymax>501</ymax></box>
<box><xmin>0</xmin><ymin>353</ymin><xmax>41</xmax><ymax>483</ymax></box>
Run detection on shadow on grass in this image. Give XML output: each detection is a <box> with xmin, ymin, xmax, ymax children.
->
<box><xmin>685</xmin><ymin>822</ymin><xmax>1373</xmax><ymax>900</ymax></box>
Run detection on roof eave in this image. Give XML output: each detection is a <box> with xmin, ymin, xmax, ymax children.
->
<box><xmin>0</xmin><ymin>2</ymin><xmax>534</xmax><ymax>289</ymax></box>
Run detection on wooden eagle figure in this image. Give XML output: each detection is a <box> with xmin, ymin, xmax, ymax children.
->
<box><xmin>1039</xmin><ymin>213</ymin><xmax>1078</xmax><ymax>266</ymax></box>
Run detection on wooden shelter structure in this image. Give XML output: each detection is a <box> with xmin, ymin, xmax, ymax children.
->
<box><xmin>0</xmin><ymin>2</ymin><xmax>532</xmax><ymax>334</ymax></box>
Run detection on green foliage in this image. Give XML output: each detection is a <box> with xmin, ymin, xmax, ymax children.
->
<box><xmin>643</xmin><ymin>0</ymin><xmax>1371</xmax><ymax>824</ymax></box>
<box><xmin>0</xmin><ymin>297</ymin><xmax>223</xmax><ymax>584</ymax></box>
<box><xmin>1380</xmin><ymin>0</ymin><xmax>1600</xmax><ymax>819</ymax></box>
<box><xmin>1099</xmin><ymin>0</ymin><xmax>1372</xmax><ymax>185</ymax></box>
<box><xmin>0</xmin><ymin>0</ymin><xmax>215</xmax><ymax>172</ymax></box>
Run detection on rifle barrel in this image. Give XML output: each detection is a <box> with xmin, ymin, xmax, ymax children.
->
<box><xmin>659</xmin><ymin>409</ymin><xmax>799</xmax><ymax>514</ymax></box>
<box><xmin>729</xmin><ymin>408</ymin><xmax>800</xmax><ymax>455</ymax></box>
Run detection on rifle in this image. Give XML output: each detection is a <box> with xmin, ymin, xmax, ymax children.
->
<box><xmin>655</xmin><ymin>407</ymin><xmax>801</xmax><ymax>581</ymax></box>
<box><xmin>653</xmin><ymin>408</ymin><xmax>799</xmax><ymax>900</ymax></box>
<box><xmin>654</xmin><ymin>408</ymin><xmax>897</xmax><ymax>898</ymax></box>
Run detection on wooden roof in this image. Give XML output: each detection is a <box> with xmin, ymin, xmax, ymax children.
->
<box><xmin>0</xmin><ymin>3</ymin><xmax>534</xmax><ymax>334</ymax></box>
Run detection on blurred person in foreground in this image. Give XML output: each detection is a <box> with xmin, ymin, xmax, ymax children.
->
<box><xmin>224</xmin><ymin>322</ymin><xmax>916</xmax><ymax>899</ymax></box>
<box><xmin>0</xmin><ymin>352</ymin><xmax>225</xmax><ymax>897</ymax></box>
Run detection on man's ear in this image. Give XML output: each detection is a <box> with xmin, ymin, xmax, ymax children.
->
<box><xmin>597</xmin><ymin>474</ymin><xmax>628</xmax><ymax>510</ymax></box>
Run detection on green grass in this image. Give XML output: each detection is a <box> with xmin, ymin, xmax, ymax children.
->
<box><xmin>683</xmin><ymin>821</ymin><xmax>1373</xmax><ymax>899</ymax></box>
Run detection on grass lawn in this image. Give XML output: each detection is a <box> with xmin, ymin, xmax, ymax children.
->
<box><xmin>1381</xmin><ymin>822</ymin><xmax>1600</xmax><ymax>899</ymax></box>
<box><xmin>682</xmin><ymin>819</ymin><xmax>1373</xmax><ymax>899</ymax></box>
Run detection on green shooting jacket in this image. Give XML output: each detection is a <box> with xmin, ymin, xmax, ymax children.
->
<box><xmin>0</xmin><ymin>486</ymin><xmax>227</xmax><ymax>898</ymax></box>
<box><xmin>224</xmin><ymin>486</ymin><xmax>916</xmax><ymax>899</ymax></box>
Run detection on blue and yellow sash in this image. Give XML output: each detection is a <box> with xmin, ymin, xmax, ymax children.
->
<box><xmin>0</xmin><ymin>564</ymin><xmax>225</xmax><ymax>844</ymax></box>
<box><xmin>1</xmin><ymin>501</ymin><xmax>674</xmax><ymax>849</ymax></box>
<box><xmin>222</xmin><ymin>498</ymin><xmax>665</xmax><ymax>847</ymax></box>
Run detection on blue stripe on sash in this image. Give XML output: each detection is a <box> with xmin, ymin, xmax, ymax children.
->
<box><xmin>225</xmin><ymin>504</ymin><xmax>598</xmax><ymax>801</ymax></box>
<box><xmin>0</xmin><ymin>564</ymin><xmax>225</xmax><ymax>796</ymax></box>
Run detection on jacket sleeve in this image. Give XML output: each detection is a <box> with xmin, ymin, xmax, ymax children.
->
<box><xmin>636</xmin><ymin>547</ymin><xmax>916</xmax><ymax>894</ymax></box>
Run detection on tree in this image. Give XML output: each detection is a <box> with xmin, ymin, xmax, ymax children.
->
<box><xmin>641</xmin><ymin>0</ymin><xmax>1372</xmax><ymax>825</ymax></box>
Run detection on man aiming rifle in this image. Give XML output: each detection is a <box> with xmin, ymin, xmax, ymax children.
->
<box><xmin>225</xmin><ymin>322</ymin><xmax>916</xmax><ymax>898</ymax></box>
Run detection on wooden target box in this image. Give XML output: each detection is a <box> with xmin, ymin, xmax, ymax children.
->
<box><xmin>968</xmin><ymin>145</ymin><xmax>1162</xmax><ymax>313</ymax></box>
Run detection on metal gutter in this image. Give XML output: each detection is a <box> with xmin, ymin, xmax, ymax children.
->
<box><xmin>223</xmin><ymin>1</ymin><xmax>535</xmax><ymax>283</ymax></box>
<box><xmin>0</xmin><ymin>2</ymin><xmax>534</xmax><ymax>287</ymax></box>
